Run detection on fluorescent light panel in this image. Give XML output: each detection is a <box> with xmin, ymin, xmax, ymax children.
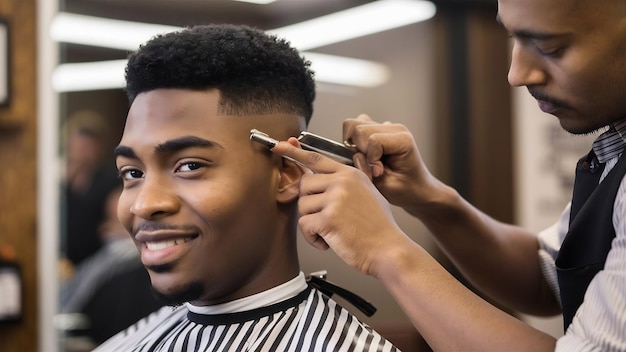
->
<box><xmin>232</xmin><ymin>0</ymin><xmax>277</xmax><ymax>4</ymax></box>
<box><xmin>269</xmin><ymin>0</ymin><xmax>436</xmax><ymax>50</ymax></box>
<box><xmin>52</xmin><ymin>60</ymin><xmax>127</xmax><ymax>92</ymax></box>
<box><xmin>304</xmin><ymin>52</ymin><xmax>390</xmax><ymax>88</ymax></box>
<box><xmin>50</xmin><ymin>13</ymin><xmax>179</xmax><ymax>51</ymax></box>
<box><xmin>51</xmin><ymin>53</ymin><xmax>390</xmax><ymax>92</ymax></box>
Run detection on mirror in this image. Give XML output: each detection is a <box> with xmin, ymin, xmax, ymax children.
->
<box><xmin>41</xmin><ymin>1</ymin><xmax>440</xmax><ymax>350</ymax></box>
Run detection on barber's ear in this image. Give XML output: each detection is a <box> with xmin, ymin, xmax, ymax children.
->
<box><xmin>276</xmin><ymin>157</ymin><xmax>304</xmax><ymax>203</ymax></box>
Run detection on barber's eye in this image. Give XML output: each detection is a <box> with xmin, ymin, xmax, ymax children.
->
<box><xmin>536</xmin><ymin>44</ymin><xmax>564</xmax><ymax>58</ymax></box>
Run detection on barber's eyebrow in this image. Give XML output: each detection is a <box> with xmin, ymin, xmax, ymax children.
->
<box><xmin>495</xmin><ymin>14</ymin><xmax>564</xmax><ymax>40</ymax></box>
<box><xmin>114</xmin><ymin>136</ymin><xmax>223</xmax><ymax>159</ymax></box>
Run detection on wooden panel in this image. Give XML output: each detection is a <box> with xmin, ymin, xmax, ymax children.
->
<box><xmin>0</xmin><ymin>0</ymin><xmax>39</xmax><ymax>351</ymax></box>
<box><xmin>431</xmin><ymin>4</ymin><xmax>516</xmax><ymax>316</ymax></box>
<box><xmin>433</xmin><ymin>4</ymin><xmax>513</xmax><ymax>222</ymax></box>
<box><xmin>466</xmin><ymin>8</ymin><xmax>514</xmax><ymax>223</ymax></box>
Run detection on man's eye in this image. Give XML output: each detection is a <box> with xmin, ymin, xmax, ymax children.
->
<box><xmin>177</xmin><ymin>162</ymin><xmax>204</xmax><ymax>172</ymax></box>
<box><xmin>119</xmin><ymin>169</ymin><xmax>144</xmax><ymax>180</ymax></box>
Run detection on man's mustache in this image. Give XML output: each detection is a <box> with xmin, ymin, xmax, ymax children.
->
<box><xmin>528</xmin><ymin>88</ymin><xmax>572</xmax><ymax>110</ymax></box>
<box><xmin>132</xmin><ymin>221</ymin><xmax>201</xmax><ymax>236</ymax></box>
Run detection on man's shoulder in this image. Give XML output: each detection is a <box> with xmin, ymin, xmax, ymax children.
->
<box><xmin>93</xmin><ymin>305</ymin><xmax>186</xmax><ymax>351</ymax></box>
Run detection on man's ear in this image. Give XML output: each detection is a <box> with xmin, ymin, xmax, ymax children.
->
<box><xmin>276</xmin><ymin>157</ymin><xmax>304</xmax><ymax>203</ymax></box>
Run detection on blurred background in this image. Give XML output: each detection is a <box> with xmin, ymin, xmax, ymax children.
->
<box><xmin>0</xmin><ymin>0</ymin><xmax>596</xmax><ymax>350</ymax></box>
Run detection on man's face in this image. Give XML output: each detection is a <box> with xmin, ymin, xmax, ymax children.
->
<box><xmin>115</xmin><ymin>89</ymin><xmax>302</xmax><ymax>306</ymax></box>
<box><xmin>498</xmin><ymin>0</ymin><xmax>626</xmax><ymax>134</ymax></box>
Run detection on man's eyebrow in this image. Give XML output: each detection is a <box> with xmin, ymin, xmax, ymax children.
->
<box><xmin>114</xmin><ymin>145</ymin><xmax>137</xmax><ymax>159</ymax></box>
<box><xmin>154</xmin><ymin>136</ymin><xmax>222</xmax><ymax>154</ymax></box>
<box><xmin>113</xmin><ymin>136</ymin><xmax>222</xmax><ymax>159</ymax></box>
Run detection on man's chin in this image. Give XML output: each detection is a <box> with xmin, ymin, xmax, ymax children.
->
<box><xmin>559</xmin><ymin>119</ymin><xmax>605</xmax><ymax>136</ymax></box>
<box><xmin>150</xmin><ymin>281</ymin><xmax>204</xmax><ymax>306</ymax></box>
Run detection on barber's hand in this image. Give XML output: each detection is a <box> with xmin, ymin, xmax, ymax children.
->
<box><xmin>271</xmin><ymin>138</ymin><xmax>410</xmax><ymax>276</ymax></box>
<box><xmin>343</xmin><ymin>114</ymin><xmax>441</xmax><ymax>215</ymax></box>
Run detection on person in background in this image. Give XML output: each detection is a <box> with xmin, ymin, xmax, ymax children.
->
<box><xmin>60</xmin><ymin>110</ymin><xmax>120</xmax><ymax>269</ymax></box>
<box><xmin>59</xmin><ymin>186</ymin><xmax>162</xmax><ymax>347</ymax></box>
<box><xmin>95</xmin><ymin>24</ymin><xmax>399</xmax><ymax>351</ymax></box>
<box><xmin>270</xmin><ymin>0</ymin><xmax>626</xmax><ymax>350</ymax></box>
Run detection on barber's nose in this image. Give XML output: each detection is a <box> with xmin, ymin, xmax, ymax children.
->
<box><xmin>507</xmin><ymin>42</ymin><xmax>546</xmax><ymax>87</ymax></box>
<box><xmin>130</xmin><ymin>177</ymin><xmax>179</xmax><ymax>220</ymax></box>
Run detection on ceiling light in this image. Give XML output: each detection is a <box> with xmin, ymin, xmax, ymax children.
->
<box><xmin>304</xmin><ymin>52</ymin><xmax>389</xmax><ymax>87</ymax></box>
<box><xmin>52</xmin><ymin>60</ymin><xmax>127</xmax><ymax>92</ymax></box>
<box><xmin>232</xmin><ymin>0</ymin><xmax>277</xmax><ymax>4</ymax></box>
<box><xmin>51</xmin><ymin>52</ymin><xmax>390</xmax><ymax>92</ymax></box>
<box><xmin>50</xmin><ymin>13</ymin><xmax>179</xmax><ymax>51</ymax></box>
<box><xmin>269</xmin><ymin>0</ymin><xmax>436</xmax><ymax>50</ymax></box>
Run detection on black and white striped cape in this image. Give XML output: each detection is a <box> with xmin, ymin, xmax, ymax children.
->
<box><xmin>93</xmin><ymin>286</ymin><xmax>400</xmax><ymax>351</ymax></box>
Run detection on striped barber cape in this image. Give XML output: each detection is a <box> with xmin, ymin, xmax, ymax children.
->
<box><xmin>93</xmin><ymin>286</ymin><xmax>400</xmax><ymax>351</ymax></box>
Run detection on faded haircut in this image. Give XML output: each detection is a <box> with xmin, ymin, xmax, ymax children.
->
<box><xmin>125</xmin><ymin>24</ymin><xmax>316</xmax><ymax>126</ymax></box>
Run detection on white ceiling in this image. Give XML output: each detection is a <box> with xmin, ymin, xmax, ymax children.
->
<box><xmin>61</xmin><ymin>0</ymin><xmax>377</xmax><ymax>29</ymax></box>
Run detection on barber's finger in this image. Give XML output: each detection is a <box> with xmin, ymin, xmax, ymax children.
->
<box><xmin>364</xmin><ymin>131</ymin><xmax>415</xmax><ymax>164</ymax></box>
<box><xmin>271</xmin><ymin>139</ymin><xmax>344</xmax><ymax>174</ymax></box>
<box><xmin>308</xmin><ymin>234</ymin><xmax>330</xmax><ymax>250</ymax></box>
<box><xmin>353</xmin><ymin>153</ymin><xmax>373</xmax><ymax>180</ymax></box>
<box><xmin>353</xmin><ymin>152</ymin><xmax>384</xmax><ymax>180</ymax></box>
<box><xmin>343</xmin><ymin>114</ymin><xmax>376</xmax><ymax>147</ymax></box>
<box><xmin>351</xmin><ymin>123</ymin><xmax>406</xmax><ymax>152</ymax></box>
<box><xmin>298</xmin><ymin>214</ymin><xmax>330</xmax><ymax>250</ymax></box>
<box><xmin>301</xmin><ymin>228</ymin><xmax>330</xmax><ymax>250</ymax></box>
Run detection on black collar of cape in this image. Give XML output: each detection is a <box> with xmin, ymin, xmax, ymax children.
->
<box><xmin>187</xmin><ymin>286</ymin><xmax>312</xmax><ymax>325</ymax></box>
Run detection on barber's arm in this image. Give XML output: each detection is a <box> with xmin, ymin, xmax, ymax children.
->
<box><xmin>342</xmin><ymin>114</ymin><xmax>561</xmax><ymax>316</ymax></box>
<box><xmin>271</xmin><ymin>137</ymin><xmax>556</xmax><ymax>351</ymax></box>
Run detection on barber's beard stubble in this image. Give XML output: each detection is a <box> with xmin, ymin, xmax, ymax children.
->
<box><xmin>147</xmin><ymin>263</ymin><xmax>204</xmax><ymax>306</ymax></box>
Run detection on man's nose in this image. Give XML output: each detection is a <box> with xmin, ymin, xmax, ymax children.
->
<box><xmin>130</xmin><ymin>176</ymin><xmax>179</xmax><ymax>220</ymax></box>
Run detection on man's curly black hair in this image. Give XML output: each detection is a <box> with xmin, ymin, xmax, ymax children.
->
<box><xmin>125</xmin><ymin>24</ymin><xmax>316</xmax><ymax>126</ymax></box>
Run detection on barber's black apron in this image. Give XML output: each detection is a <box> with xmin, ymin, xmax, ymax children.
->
<box><xmin>556</xmin><ymin>152</ymin><xmax>626</xmax><ymax>330</ymax></box>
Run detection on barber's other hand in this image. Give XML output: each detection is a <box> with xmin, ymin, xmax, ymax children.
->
<box><xmin>343</xmin><ymin>114</ymin><xmax>441</xmax><ymax>216</ymax></box>
<box><xmin>271</xmin><ymin>138</ymin><xmax>410</xmax><ymax>276</ymax></box>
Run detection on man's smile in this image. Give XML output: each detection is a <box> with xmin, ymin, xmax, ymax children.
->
<box><xmin>144</xmin><ymin>236</ymin><xmax>195</xmax><ymax>251</ymax></box>
<box><xmin>135</xmin><ymin>229</ymin><xmax>200</xmax><ymax>268</ymax></box>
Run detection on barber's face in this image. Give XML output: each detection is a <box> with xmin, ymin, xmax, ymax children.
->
<box><xmin>115</xmin><ymin>88</ymin><xmax>300</xmax><ymax>305</ymax></box>
<box><xmin>499</xmin><ymin>0</ymin><xmax>626</xmax><ymax>134</ymax></box>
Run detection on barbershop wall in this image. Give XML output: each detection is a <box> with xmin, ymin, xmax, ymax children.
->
<box><xmin>0</xmin><ymin>0</ymin><xmax>38</xmax><ymax>351</ymax></box>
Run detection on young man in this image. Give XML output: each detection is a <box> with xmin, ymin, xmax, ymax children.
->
<box><xmin>94</xmin><ymin>24</ymin><xmax>398</xmax><ymax>351</ymax></box>
<box><xmin>271</xmin><ymin>0</ymin><xmax>626</xmax><ymax>350</ymax></box>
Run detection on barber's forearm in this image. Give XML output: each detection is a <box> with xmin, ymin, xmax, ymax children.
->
<box><xmin>403</xmin><ymin>185</ymin><xmax>560</xmax><ymax>314</ymax></box>
<box><xmin>375</xmin><ymin>242</ymin><xmax>557</xmax><ymax>351</ymax></box>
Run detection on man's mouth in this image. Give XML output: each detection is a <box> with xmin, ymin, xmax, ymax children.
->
<box><xmin>145</xmin><ymin>237</ymin><xmax>195</xmax><ymax>251</ymax></box>
<box><xmin>138</xmin><ymin>233</ymin><xmax>199</xmax><ymax>268</ymax></box>
<box><xmin>537</xmin><ymin>100</ymin><xmax>561</xmax><ymax>114</ymax></box>
<box><xmin>528</xmin><ymin>88</ymin><xmax>570</xmax><ymax>113</ymax></box>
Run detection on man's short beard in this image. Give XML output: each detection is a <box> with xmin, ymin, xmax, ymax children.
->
<box><xmin>150</xmin><ymin>281</ymin><xmax>204</xmax><ymax>306</ymax></box>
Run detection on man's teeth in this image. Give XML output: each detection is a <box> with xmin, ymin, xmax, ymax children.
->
<box><xmin>145</xmin><ymin>237</ymin><xmax>192</xmax><ymax>250</ymax></box>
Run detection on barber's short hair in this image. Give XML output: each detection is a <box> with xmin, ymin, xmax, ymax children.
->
<box><xmin>125</xmin><ymin>24</ymin><xmax>316</xmax><ymax>126</ymax></box>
